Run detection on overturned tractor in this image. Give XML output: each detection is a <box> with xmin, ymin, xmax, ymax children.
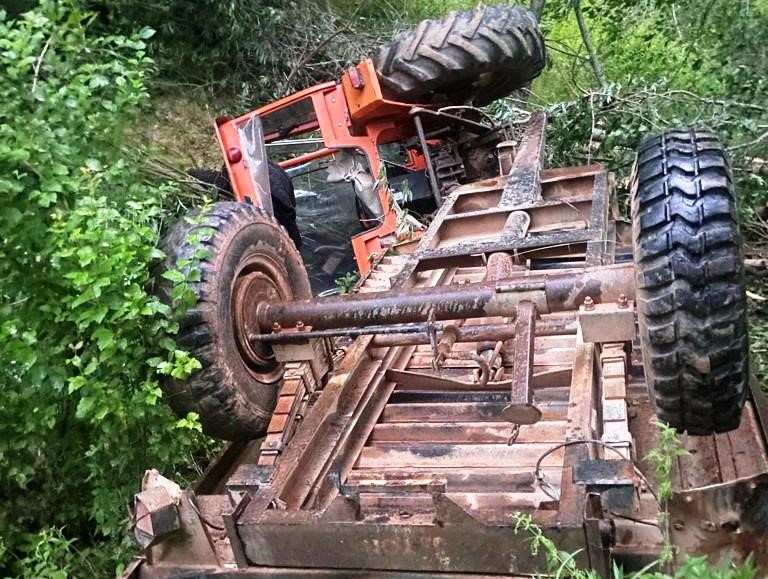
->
<box><xmin>126</xmin><ymin>4</ymin><xmax>766</xmax><ymax>577</ymax></box>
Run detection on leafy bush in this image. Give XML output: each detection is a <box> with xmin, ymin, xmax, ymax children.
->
<box><xmin>529</xmin><ymin>1</ymin><xmax>768</xmax><ymax>224</ymax></box>
<box><xmin>0</xmin><ymin>2</ymin><xmax>214</xmax><ymax>575</ymax></box>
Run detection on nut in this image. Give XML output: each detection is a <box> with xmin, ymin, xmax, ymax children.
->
<box><xmin>617</xmin><ymin>294</ymin><xmax>629</xmax><ymax>309</ymax></box>
<box><xmin>583</xmin><ymin>296</ymin><xmax>595</xmax><ymax>311</ymax></box>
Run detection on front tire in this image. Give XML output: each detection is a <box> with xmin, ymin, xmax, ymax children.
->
<box><xmin>632</xmin><ymin>129</ymin><xmax>749</xmax><ymax>435</ymax></box>
<box><xmin>160</xmin><ymin>202</ymin><xmax>311</xmax><ymax>440</ymax></box>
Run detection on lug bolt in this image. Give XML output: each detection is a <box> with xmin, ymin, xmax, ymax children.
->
<box><xmin>583</xmin><ymin>296</ymin><xmax>595</xmax><ymax>311</ymax></box>
<box><xmin>272</xmin><ymin>322</ymin><xmax>281</xmax><ymax>333</ymax></box>
<box><xmin>618</xmin><ymin>294</ymin><xmax>628</xmax><ymax>309</ymax></box>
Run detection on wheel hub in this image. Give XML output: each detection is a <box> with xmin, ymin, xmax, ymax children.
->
<box><xmin>231</xmin><ymin>255</ymin><xmax>292</xmax><ymax>382</ymax></box>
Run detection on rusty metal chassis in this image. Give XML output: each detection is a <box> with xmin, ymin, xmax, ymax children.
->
<box><xmin>133</xmin><ymin>112</ymin><xmax>768</xmax><ymax>578</ymax></box>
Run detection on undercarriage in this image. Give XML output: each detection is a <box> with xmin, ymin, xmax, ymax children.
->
<box><xmin>126</xmin><ymin>112</ymin><xmax>768</xmax><ymax>578</ymax></box>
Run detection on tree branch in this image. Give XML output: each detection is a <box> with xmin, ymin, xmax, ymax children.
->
<box><xmin>572</xmin><ymin>0</ymin><xmax>606</xmax><ymax>87</ymax></box>
<box><xmin>31</xmin><ymin>34</ymin><xmax>53</xmax><ymax>95</ymax></box>
<box><xmin>728</xmin><ymin>130</ymin><xmax>768</xmax><ymax>151</ymax></box>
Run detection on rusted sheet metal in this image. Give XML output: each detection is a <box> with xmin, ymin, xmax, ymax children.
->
<box><xmin>345</xmin><ymin>469</ymin><xmax>537</xmax><ymax>493</ymax></box>
<box><xmin>367</xmin><ymin>421</ymin><xmax>568</xmax><ymax>445</ymax></box>
<box><xmin>502</xmin><ymin>300</ymin><xmax>539</xmax><ymax>424</ymax></box>
<box><xmin>579</xmin><ymin>300</ymin><xmax>635</xmax><ymax>343</ymax></box>
<box><xmin>411</xmin><ymin>228</ymin><xmax>595</xmax><ymax>274</ymax></box>
<box><xmin>307</xmin><ymin>344</ymin><xmax>421</xmax><ymax>511</ymax></box>
<box><xmin>130</xmin><ymin>564</ymin><xmax>536</xmax><ymax>578</ymax></box>
<box><xmin>256</xmin><ymin>263</ymin><xmax>634</xmax><ymax>330</ymax></box>
<box><xmin>484</xmin><ymin>251</ymin><xmax>517</xmax><ymax>280</ymax></box>
<box><xmin>556</xmin><ymin>342</ymin><xmax>597</xmax><ymax>529</ymax></box>
<box><xmin>500</xmin><ymin>110</ymin><xmax>546</xmax><ymax>206</ymax></box>
<box><xmin>386</xmin><ymin>366</ymin><xmax>571</xmax><ymax>392</ymax></box>
<box><xmin>385</xmin><ymin>367</ymin><xmax>512</xmax><ymax>391</ymax></box>
<box><xmin>669</xmin><ymin>472</ymin><xmax>768</xmax><ymax>568</ymax></box>
<box><xmin>584</xmin><ymin>170</ymin><xmax>610</xmax><ymax>266</ymax></box>
<box><xmin>235</xmin><ymin>514</ymin><xmax>588</xmax><ymax>574</ymax></box>
<box><xmin>380</xmin><ymin>399</ymin><xmax>569</xmax><ymax>423</ymax></box>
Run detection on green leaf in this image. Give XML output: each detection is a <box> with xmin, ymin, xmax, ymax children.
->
<box><xmin>85</xmin><ymin>158</ymin><xmax>103</xmax><ymax>172</ymax></box>
<box><xmin>162</xmin><ymin>269</ymin><xmax>185</xmax><ymax>283</ymax></box>
<box><xmin>93</xmin><ymin>327</ymin><xmax>114</xmax><ymax>350</ymax></box>
<box><xmin>75</xmin><ymin>396</ymin><xmax>95</xmax><ymax>419</ymax></box>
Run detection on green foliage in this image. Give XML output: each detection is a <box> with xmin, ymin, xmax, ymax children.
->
<box><xmin>513</xmin><ymin>423</ymin><xmax>756</xmax><ymax>577</ymax></box>
<box><xmin>529</xmin><ymin>1</ymin><xmax>768</xmax><ymax>229</ymax></box>
<box><xmin>513</xmin><ymin>515</ymin><xmax>757</xmax><ymax>578</ymax></box>
<box><xmin>514</xmin><ymin>513</ymin><xmax>590</xmax><ymax>578</ymax></box>
<box><xmin>76</xmin><ymin>0</ymin><xmax>480</xmax><ymax>104</ymax></box>
<box><xmin>0</xmin><ymin>3</ymin><xmax>215</xmax><ymax>575</ymax></box>
<box><xmin>644</xmin><ymin>421</ymin><xmax>688</xmax><ymax>565</ymax></box>
<box><xmin>77</xmin><ymin>0</ymin><xmax>381</xmax><ymax>103</ymax></box>
<box><xmin>334</xmin><ymin>271</ymin><xmax>361</xmax><ymax>295</ymax></box>
<box><xmin>8</xmin><ymin>528</ymin><xmax>75</xmax><ymax>579</ymax></box>
<box><xmin>750</xmin><ymin>277</ymin><xmax>768</xmax><ymax>383</ymax></box>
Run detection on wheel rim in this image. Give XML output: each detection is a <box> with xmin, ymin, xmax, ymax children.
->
<box><xmin>231</xmin><ymin>251</ymin><xmax>292</xmax><ymax>383</ymax></box>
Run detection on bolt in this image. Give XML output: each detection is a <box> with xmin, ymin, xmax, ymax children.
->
<box><xmin>583</xmin><ymin>296</ymin><xmax>595</xmax><ymax>311</ymax></box>
<box><xmin>618</xmin><ymin>294</ymin><xmax>629</xmax><ymax>309</ymax></box>
<box><xmin>673</xmin><ymin>522</ymin><xmax>684</xmax><ymax>531</ymax></box>
<box><xmin>296</xmin><ymin>320</ymin><xmax>305</xmax><ymax>331</ymax></box>
<box><xmin>272</xmin><ymin>322</ymin><xmax>282</xmax><ymax>333</ymax></box>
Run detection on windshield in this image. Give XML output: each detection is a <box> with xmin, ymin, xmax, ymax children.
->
<box><xmin>261</xmin><ymin>97</ymin><xmax>318</xmax><ymax>141</ymax></box>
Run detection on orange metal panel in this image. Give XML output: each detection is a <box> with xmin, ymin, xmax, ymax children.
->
<box><xmin>278</xmin><ymin>148</ymin><xmax>339</xmax><ymax>169</ymax></box>
<box><xmin>214</xmin><ymin>117</ymin><xmax>258</xmax><ymax>206</ymax></box>
<box><xmin>341</xmin><ymin>59</ymin><xmax>415</xmax><ymax>124</ymax></box>
<box><xmin>256</xmin><ymin>81</ymin><xmax>337</xmax><ymax>117</ymax></box>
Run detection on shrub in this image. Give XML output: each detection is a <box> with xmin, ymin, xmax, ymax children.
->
<box><xmin>0</xmin><ymin>2</ymin><xmax>214</xmax><ymax>575</ymax></box>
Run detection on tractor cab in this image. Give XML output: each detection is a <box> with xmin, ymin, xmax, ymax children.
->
<box><xmin>213</xmin><ymin>59</ymin><xmax>517</xmax><ymax>277</ymax></box>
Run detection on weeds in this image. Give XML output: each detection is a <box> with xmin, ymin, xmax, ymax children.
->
<box><xmin>334</xmin><ymin>271</ymin><xmax>361</xmax><ymax>294</ymax></box>
<box><xmin>643</xmin><ymin>421</ymin><xmax>689</xmax><ymax>566</ymax></box>
<box><xmin>514</xmin><ymin>422</ymin><xmax>755</xmax><ymax>578</ymax></box>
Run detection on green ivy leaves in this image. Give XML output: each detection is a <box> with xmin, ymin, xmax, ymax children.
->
<box><xmin>0</xmin><ymin>4</ymin><xmax>216</xmax><ymax>576</ymax></box>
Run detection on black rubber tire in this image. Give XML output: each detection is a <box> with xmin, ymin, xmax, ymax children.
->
<box><xmin>160</xmin><ymin>202</ymin><xmax>311</xmax><ymax>440</ymax></box>
<box><xmin>631</xmin><ymin>129</ymin><xmax>749</xmax><ymax>435</ymax></box>
<box><xmin>187</xmin><ymin>163</ymin><xmax>302</xmax><ymax>248</ymax></box>
<box><xmin>373</xmin><ymin>4</ymin><xmax>545</xmax><ymax>106</ymax></box>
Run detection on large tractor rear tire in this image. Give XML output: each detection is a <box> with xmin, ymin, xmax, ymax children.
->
<box><xmin>373</xmin><ymin>4</ymin><xmax>545</xmax><ymax>106</ymax></box>
<box><xmin>160</xmin><ymin>202</ymin><xmax>311</xmax><ymax>440</ymax></box>
<box><xmin>631</xmin><ymin>129</ymin><xmax>749</xmax><ymax>435</ymax></box>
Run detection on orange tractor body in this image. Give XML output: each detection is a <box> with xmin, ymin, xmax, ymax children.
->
<box><xmin>215</xmin><ymin>59</ymin><xmax>425</xmax><ymax>274</ymax></box>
